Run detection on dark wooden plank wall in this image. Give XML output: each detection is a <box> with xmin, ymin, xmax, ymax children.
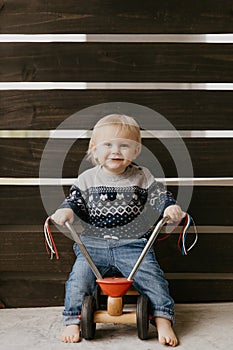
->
<box><xmin>0</xmin><ymin>0</ymin><xmax>232</xmax><ymax>307</ymax></box>
<box><xmin>0</xmin><ymin>90</ymin><xmax>233</xmax><ymax>130</ymax></box>
<box><xmin>0</xmin><ymin>0</ymin><xmax>232</xmax><ymax>34</ymax></box>
<box><xmin>0</xmin><ymin>186</ymin><xmax>232</xmax><ymax>226</ymax></box>
<box><xmin>0</xmin><ymin>43</ymin><xmax>232</xmax><ymax>82</ymax></box>
<box><xmin>0</xmin><ymin>139</ymin><xmax>232</xmax><ymax>177</ymax></box>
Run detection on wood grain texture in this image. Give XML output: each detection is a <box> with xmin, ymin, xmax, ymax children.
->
<box><xmin>0</xmin><ymin>0</ymin><xmax>232</xmax><ymax>34</ymax></box>
<box><xmin>0</xmin><ymin>138</ymin><xmax>232</xmax><ymax>177</ymax></box>
<box><xmin>0</xmin><ymin>272</ymin><xmax>67</xmax><ymax>307</ymax></box>
<box><xmin>0</xmin><ymin>229</ymin><xmax>74</xmax><ymax>273</ymax></box>
<box><xmin>0</xmin><ymin>272</ymin><xmax>232</xmax><ymax>307</ymax></box>
<box><xmin>0</xmin><ymin>43</ymin><xmax>232</xmax><ymax>82</ymax></box>
<box><xmin>0</xmin><ymin>90</ymin><xmax>233</xmax><ymax>130</ymax></box>
<box><xmin>0</xmin><ymin>229</ymin><xmax>232</xmax><ymax>273</ymax></box>
<box><xmin>1</xmin><ymin>0</ymin><xmax>232</xmax><ymax>308</ymax></box>
<box><xmin>0</xmin><ymin>186</ymin><xmax>232</xmax><ymax>225</ymax></box>
<box><xmin>168</xmin><ymin>278</ymin><xmax>233</xmax><ymax>303</ymax></box>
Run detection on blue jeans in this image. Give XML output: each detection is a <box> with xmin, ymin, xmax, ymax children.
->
<box><xmin>63</xmin><ymin>236</ymin><xmax>174</xmax><ymax>325</ymax></box>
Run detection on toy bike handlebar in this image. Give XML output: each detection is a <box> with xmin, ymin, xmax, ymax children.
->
<box><xmin>127</xmin><ymin>216</ymin><xmax>169</xmax><ymax>280</ymax></box>
<box><xmin>65</xmin><ymin>216</ymin><xmax>170</xmax><ymax>281</ymax></box>
<box><xmin>65</xmin><ymin>221</ymin><xmax>103</xmax><ymax>280</ymax></box>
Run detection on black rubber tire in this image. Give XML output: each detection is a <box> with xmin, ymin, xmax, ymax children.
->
<box><xmin>136</xmin><ymin>294</ymin><xmax>149</xmax><ymax>340</ymax></box>
<box><xmin>81</xmin><ymin>295</ymin><xmax>96</xmax><ymax>340</ymax></box>
<box><xmin>93</xmin><ymin>285</ymin><xmax>101</xmax><ymax>310</ymax></box>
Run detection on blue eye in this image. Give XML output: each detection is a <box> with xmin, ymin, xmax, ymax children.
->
<box><xmin>103</xmin><ymin>142</ymin><xmax>112</xmax><ymax>147</ymax></box>
<box><xmin>120</xmin><ymin>143</ymin><xmax>129</xmax><ymax>148</ymax></box>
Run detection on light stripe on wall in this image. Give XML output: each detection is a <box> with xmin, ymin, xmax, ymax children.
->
<box><xmin>1</xmin><ymin>34</ymin><xmax>233</xmax><ymax>43</ymax></box>
<box><xmin>0</xmin><ymin>82</ymin><xmax>233</xmax><ymax>90</ymax></box>
<box><xmin>0</xmin><ymin>178</ymin><xmax>232</xmax><ymax>186</ymax></box>
<box><xmin>0</xmin><ymin>130</ymin><xmax>232</xmax><ymax>138</ymax></box>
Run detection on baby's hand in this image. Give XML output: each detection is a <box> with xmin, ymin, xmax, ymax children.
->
<box><xmin>163</xmin><ymin>205</ymin><xmax>186</xmax><ymax>223</ymax></box>
<box><xmin>51</xmin><ymin>208</ymin><xmax>74</xmax><ymax>226</ymax></box>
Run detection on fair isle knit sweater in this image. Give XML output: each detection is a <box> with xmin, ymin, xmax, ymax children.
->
<box><xmin>60</xmin><ymin>164</ymin><xmax>176</xmax><ymax>239</ymax></box>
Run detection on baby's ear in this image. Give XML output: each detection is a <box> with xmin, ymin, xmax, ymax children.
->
<box><xmin>134</xmin><ymin>143</ymin><xmax>141</xmax><ymax>158</ymax></box>
<box><xmin>88</xmin><ymin>141</ymin><xmax>97</xmax><ymax>157</ymax></box>
<box><xmin>87</xmin><ymin>141</ymin><xmax>99</xmax><ymax>165</ymax></box>
<box><xmin>89</xmin><ymin>141</ymin><xmax>96</xmax><ymax>150</ymax></box>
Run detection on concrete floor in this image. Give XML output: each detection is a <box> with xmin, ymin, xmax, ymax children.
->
<box><xmin>0</xmin><ymin>303</ymin><xmax>232</xmax><ymax>350</ymax></box>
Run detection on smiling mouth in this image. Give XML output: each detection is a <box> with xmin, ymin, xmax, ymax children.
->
<box><xmin>109</xmin><ymin>158</ymin><xmax>123</xmax><ymax>161</ymax></box>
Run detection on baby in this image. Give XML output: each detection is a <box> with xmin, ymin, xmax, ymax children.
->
<box><xmin>52</xmin><ymin>114</ymin><xmax>184</xmax><ymax>346</ymax></box>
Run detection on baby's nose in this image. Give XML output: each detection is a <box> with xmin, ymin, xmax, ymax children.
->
<box><xmin>112</xmin><ymin>144</ymin><xmax>121</xmax><ymax>153</ymax></box>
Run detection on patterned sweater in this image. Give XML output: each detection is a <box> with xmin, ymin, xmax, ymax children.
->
<box><xmin>60</xmin><ymin>164</ymin><xmax>176</xmax><ymax>239</ymax></box>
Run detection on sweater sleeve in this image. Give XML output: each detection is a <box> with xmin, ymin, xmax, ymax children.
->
<box><xmin>148</xmin><ymin>180</ymin><xmax>177</xmax><ymax>216</ymax></box>
<box><xmin>59</xmin><ymin>184</ymin><xmax>89</xmax><ymax>222</ymax></box>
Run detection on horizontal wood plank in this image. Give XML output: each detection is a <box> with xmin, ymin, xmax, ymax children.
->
<box><xmin>0</xmin><ymin>228</ymin><xmax>232</xmax><ymax>273</ymax></box>
<box><xmin>155</xmin><ymin>234</ymin><xmax>233</xmax><ymax>274</ymax></box>
<box><xmin>0</xmin><ymin>0</ymin><xmax>232</xmax><ymax>34</ymax></box>
<box><xmin>0</xmin><ymin>272</ymin><xmax>67</xmax><ymax>307</ymax></box>
<box><xmin>0</xmin><ymin>138</ymin><xmax>232</xmax><ymax>177</ymax></box>
<box><xmin>0</xmin><ymin>186</ymin><xmax>232</xmax><ymax>225</ymax></box>
<box><xmin>0</xmin><ymin>272</ymin><xmax>232</xmax><ymax>307</ymax></box>
<box><xmin>0</xmin><ymin>90</ymin><xmax>233</xmax><ymax>130</ymax></box>
<box><xmin>0</xmin><ymin>43</ymin><xmax>232</xmax><ymax>82</ymax></box>
<box><xmin>1</xmin><ymin>0</ymin><xmax>232</xmax><ymax>309</ymax></box>
<box><xmin>168</xmin><ymin>278</ymin><xmax>233</xmax><ymax>303</ymax></box>
<box><xmin>0</xmin><ymin>229</ymin><xmax>75</xmax><ymax>273</ymax></box>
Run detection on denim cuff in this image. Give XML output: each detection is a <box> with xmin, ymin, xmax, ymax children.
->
<box><xmin>151</xmin><ymin>310</ymin><xmax>174</xmax><ymax>326</ymax></box>
<box><xmin>63</xmin><ymin>315</ymin><xmax>81</xmax><ymax>326</ymax></box>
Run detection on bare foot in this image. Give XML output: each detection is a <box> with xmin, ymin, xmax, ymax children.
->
<box><xmin>155</xmin><ymin>317</ymin><xmax>178</xmax><ymax>347</ymax></box>
<box><xmin>61</xmin><ymin>324</ymin><xmax>81</xmax><ymax>343</ymax></box>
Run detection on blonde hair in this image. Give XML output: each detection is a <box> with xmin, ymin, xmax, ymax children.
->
<box><xmin>87</xmin><ymin>114</ymin><xmax>141</xmax><ymax>165</ymax></box>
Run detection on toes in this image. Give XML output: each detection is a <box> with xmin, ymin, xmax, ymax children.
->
<box><xmin>63</xmin><ymin>335</ymin><xmax>80</xmax><ymax>343</ymax></box>
<box><xmin>169</xmin><ymin>337</ymin><xmax>178</xmax><ymax>347</ymax></box>
<box><xmin>61</xmin><ymin>336</ymin><xmax>67</xmax><ymax>343</ymax></box>
<box><xmin>61</xmin><ymin>325</ymin><xmax>81</xmax><ymax>343</ymax></box>
<box><xmin>159</xmin><ymin>335</ymin><xmax>178</xmax><ymax>347</ymax></box>
<box><xmin>66</xmin><ymin>336</ymin><xmax>72</xmax><ymax>343</ymax></box>
<box><xmin>61</xmin><ymin>335</ymin><xmax>79</xmax><ymax>343</ymax></box>
<box><xmin>72</xmin><ymin>335</ymin><xmax>81</xmax><ymax>343</ymax></box>
<box><xmin>159</xmin><ymin>335</ymin><xmax>167</xmax><ymax>345</ymax></box>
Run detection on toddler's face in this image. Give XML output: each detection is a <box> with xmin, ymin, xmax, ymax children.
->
<box><xmin>92</xmin><ymin>126</ymin><xmax>140</xmax><ymax>175</ymax></box>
